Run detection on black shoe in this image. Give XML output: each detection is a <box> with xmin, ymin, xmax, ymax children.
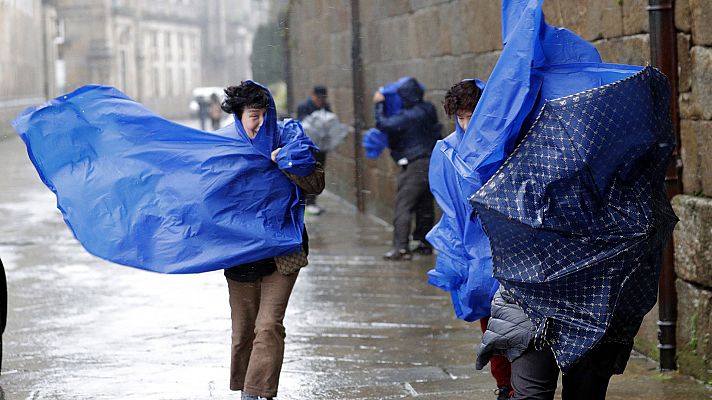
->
<box><xmin>412</xmin><ymin>241</ymin><xmax>433</xmax><ymax>255</ymax></box>
<box><xmin>495</xmin><ymin>385</ymin><xmax>512</xmax><ymax>399</ymax></box>
<box><xmin>382</xmin><ymin>248</ymin><xmax>412</xmax><ymax>261</ymax></box>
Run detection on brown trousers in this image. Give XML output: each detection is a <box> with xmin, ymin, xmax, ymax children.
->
<box><xmin>226</xmin><ymin>271</ymin><xmax>299</xmax><ymax>398</ymax></box>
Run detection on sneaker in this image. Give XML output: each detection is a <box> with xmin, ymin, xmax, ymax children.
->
<box><xmin>412</xmin><ymin>241</ymin><xmax>433</xmax><ymax>255</ymax></box>
<box><xmin>305</xmin><ymin>205</ymin><xmax>324</xmax><ymax>215</ymax></box>
<box><xmin>495</xmin><ymin>385</ymin><xmax>513</xmax><ymax>399</ymax></box>
<box><xmin>382</xmin><ymin>248</ymin><xmax>412</xmax><ymax>261</ymax></box>
<box><xmin>241</xmin><ymin>392</ymin><xmax>272</xmax><ymax>400</ymax></box>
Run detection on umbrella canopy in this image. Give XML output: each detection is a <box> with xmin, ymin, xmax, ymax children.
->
<box><xmin>300</xmin><ymin>109</ymin><xmax>348</xmax><ymax>152</ymax></box>
<box><xmin>470</xmin><ymin>65</ymin><xmax>678</xmax><ymax>371</ymax></box>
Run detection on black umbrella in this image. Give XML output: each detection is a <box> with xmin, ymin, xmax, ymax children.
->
<box><xmin>470</xmin><ymin>66</ymin><xmax>678</xmax><ymax>372</ymax></box>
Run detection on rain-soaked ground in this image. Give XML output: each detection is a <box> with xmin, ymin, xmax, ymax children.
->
<box><xmin>0</xmin><ymin>129</ymin><xmax>710</xmax><ymax>399</ymax></box>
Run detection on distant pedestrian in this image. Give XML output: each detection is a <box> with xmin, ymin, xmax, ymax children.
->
<box><xmin>197</xmin><ymin>96</ymin><xmax>210</xmax><ymax>131</ymax></box>
<box><xmin>373</xmin><ymin>77</ymin><xmax>441</xmax><ymax>260</ymax></box>
<box><xmin>297</xmin><ymin>85</ymin><xmax>331</xmax><ymax>215</ymax></box>
<box><xmin>220</xmin><ymin>81</ymin><xmax>324</xmax><ymax>400</ymax></box>
<box><xmin>209</xmin><ymin>93</ymin><xmax>223</xmax><ymax>131</ymax></box>
<box><xmin>439</xmin><ymin>79</ymin><xmax>513</xmax><ymax>399</ymax></box>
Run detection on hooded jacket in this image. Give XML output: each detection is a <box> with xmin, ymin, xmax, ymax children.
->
<box><xmin>374</xmin><ymin>78</ymin><xmax>441</xmax><ymax>163</ymax></box>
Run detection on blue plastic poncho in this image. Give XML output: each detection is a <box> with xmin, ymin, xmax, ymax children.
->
<box><xmin>362</xmin><ymin>76</ymin><xmax>423</xmax><ymax>159</ymax></box>
<box><xmin>426</xmin><ymin>80</ymin><xmax>499</xmax><ymax>322</ymax></box>
<box><xmin>363</xmin><ymin>128</ymin><xmax>389</xmax><ymax>159</ymax></box>
<box><xmin>426</xmin><ymin>0</ymin><xmax>603</xmax><ymax>321</ymax></box>
<box><xmin>12</xmin><ymin>81</ymin><xmax>317</xmax><ymax>274</ymax></box>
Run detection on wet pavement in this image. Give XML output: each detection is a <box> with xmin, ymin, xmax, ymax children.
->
<box><xmin>0</xmin><ymin>132</ymin><xmax>710</xmax><ymax>399</ymax></box>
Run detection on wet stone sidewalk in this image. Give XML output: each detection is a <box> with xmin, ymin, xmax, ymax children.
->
<box><xmin>0</xmin><ymin>135</ymin><xmax>710</xmax><ymax>399</ymax></box>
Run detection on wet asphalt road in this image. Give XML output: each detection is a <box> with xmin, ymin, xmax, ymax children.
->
<box><xmin>0</xmin><ymin>130</ymin><xmax>710</xmax><ymax>399</ymax></box>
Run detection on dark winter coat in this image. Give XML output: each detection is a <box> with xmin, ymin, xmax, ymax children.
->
<box><xmin>476</xmin><ymin>287</ymin><xmax>535</xmax><ymax>370</ymax></box>
<box><xmin>374</xmin><ymin>78</ymin><xmax>441</xmax><ymax>164</ymax></box>
<box><xmin>296</xmin><ymin>98</ymin><xmax>332</xmax><ymax>120</ymax></box>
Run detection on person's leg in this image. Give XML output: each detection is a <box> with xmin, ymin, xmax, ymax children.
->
<box><xmin>479</xmin><ymin>318</ymin><xmax>512</xmax><ymax>393</ymax></box>
<box><xmin>510</xmin><ymin>347</ymin><xmax>559</xmax><ymax>400</ymax></box>
<box><xmin>392</xmin><ymin>163</ymin><xmax>425</xmax><ymax>252</ymax></box>
<box><xmin>243</xmin><ymin>271</ymin><xmax>299</xmax><ymax>398</ymax></box>
<box><xmin>561</xmin><ymin>343</ymin><xmax>619</xmax><ymax>400</ymax></box>
<box><xmin>226</xmin><ymin>278</ymin><xmax>261</xmax><ymax>392</ymax></box>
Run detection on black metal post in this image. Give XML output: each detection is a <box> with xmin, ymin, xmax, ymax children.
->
<box><xmin>350</xmin><ymin>0</ymin><xmax>366</xmax><ymax>212</ymax></box>
<box><xmin>280</xmin><ymin>7</ymin><xmax>294</xmax><ymax>116</ymax></box>
<box><xmin>648</xmin><ymin>0</ymin><xmax>682</xmax><ymax>372</ymax></box>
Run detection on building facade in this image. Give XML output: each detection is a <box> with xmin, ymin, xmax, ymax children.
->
<box><xmin>0</xmin><ymin>0</ymin><xmax>58</xmax><ymax>137</ymax></box>
<box><xmin>50</xmin><ymin>0</ymin><xmax>270</xmax><ymax>118</ymax></box>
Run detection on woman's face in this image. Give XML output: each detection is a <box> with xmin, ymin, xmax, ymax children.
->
<box><xmin>241</xmin><ymin>107</ymin><xmax>266</xmax><ymax>139</ymax></box>
<box><xmin>456</xmin><ymin>109</ymin><xmax>473</xmax><ymax>131</ymax></box>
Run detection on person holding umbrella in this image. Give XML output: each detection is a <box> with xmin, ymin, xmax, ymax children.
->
<box><xmin>467</xmin><ymin>1</ymin><xmax>678</xmax><ymax>399</ymax></box>
<box><xmin>297</xmin><ymin>86</ymin><xmax>332</xmax><ymax>215</ymax></box>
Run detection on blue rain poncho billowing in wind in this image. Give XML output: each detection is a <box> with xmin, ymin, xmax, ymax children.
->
<box><xmin>362</xmin><ymin>77</ymin><xmax>418</xmax><ymax>159</ymax></box>
<box><xmin>12</xmin><ymin>81</ymin><xmax>317</xmax><ymax>274</ymax></box>
<box><xmin>427</xmin><ymin>0</ymin><xmax>601</xmax><ymax>322</ymax></box>
<box><xmin>427</xmin><ymin>0</ymin><xmax>677</xmax><ymax>371</ymax></box>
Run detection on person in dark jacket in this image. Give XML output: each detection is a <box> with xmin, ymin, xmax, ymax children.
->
<box><xmin>373</xmin><ymin>77</ymin><xmax>441</xmax><ymax>260</ymax></box>
<box><xmin>297</xmin><ymin>85</ymin><xmax>332</xmax><ymax>215</ymax></box>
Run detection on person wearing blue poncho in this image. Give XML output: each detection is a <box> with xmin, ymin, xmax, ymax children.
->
<box><xmin>13</xmin><ymin>79</ymin><xmax>324</xmax><ymax>400</ymax></box>
<box><xmin>219</xmin><ymin>82</ymin><xmax>324</xmax><ymax>400</ymax></box>
<box><xmin>372</xmin><ymin>77</ymin><xmax>442</xmax><ymax>260</ymax></box>
<box><xmin>430</xmin><ymin>79</ymin><xmax>513</xmax><ymax>400</ymax></box>
<box><xmin>436</xmin><ymin>1</ymin><xmax>677</xmax><ymax>399</ymax></box>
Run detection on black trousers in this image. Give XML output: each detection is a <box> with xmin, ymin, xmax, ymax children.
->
<box><xmin>511</xmin><ymin>342</ymin><xmax>629</xmax><ymax>400</ymax></box>
<box><xmin>393</xmin><ymin>157</ymin><xmax>434</xmax><ymax>249</ymax></box>
<box><xmin>305</xmin><ymin>150</ymin><xmax>327</xmax><ymax>206</ymax></box>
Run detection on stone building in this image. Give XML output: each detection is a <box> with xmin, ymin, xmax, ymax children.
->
<box><xmin>0</xmin><ymin>0</ymin><xmax>59</xmax><ymax>137</ymax></box>
<box><xmin>51</xmin><ymin>0</ymin><xmax>270</xmax><ymax>118</ymax></box>
<box><xmin>287</xmin><ymin>0</ymin><xmax>712</xmax><ymax>382</ymax></box>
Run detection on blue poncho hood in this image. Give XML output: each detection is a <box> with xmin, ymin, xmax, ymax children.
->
<box><xmin>13</xmin><ymin>81</ymin><xmax>317</xmax><ymax>274</ymax></box>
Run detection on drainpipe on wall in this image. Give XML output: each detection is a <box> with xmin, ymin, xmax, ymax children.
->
<box><xmin>350</xmin><ymin>0</ymin><xmax>366</xmax><ymax>212</ymax></box>
<box><xmin>648</xmin><ymin>0</ymin><xmax>683</xmax><ymax>372</ymax></box>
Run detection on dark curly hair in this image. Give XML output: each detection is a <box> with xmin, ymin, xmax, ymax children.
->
<box><xmin>442</xmin><ymin>80</ymin><xmax>482</xmax><ymax>117</ymax></box>
<box><xmin>221</xmin><ymin>81</ymin><xmax>270</xmax><ymax>118</ymax></box>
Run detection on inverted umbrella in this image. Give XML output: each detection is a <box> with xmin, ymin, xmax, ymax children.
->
<box><xmin>470</xmin><ymin>65</ymin><xmax>678</xmax><ymax>371</ymax></box>
<box><xmin>300</xmin><ymin>109</ymin><xmax>349</xmax><ymax>152</ymax></box>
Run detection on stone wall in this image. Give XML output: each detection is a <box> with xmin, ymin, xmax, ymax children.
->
<box><xmin>673</xmin><ymin>0</ymin><xmax>712</xmax><ymax>383</ymax></box>
<box><xmin>288</xmin><ymin>0</ymin><xmax>651</xmax><ymax>218</ymax></box>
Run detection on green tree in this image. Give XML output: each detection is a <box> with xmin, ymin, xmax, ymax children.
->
<box><xmin>250</xmin><ymin>19</ymin><xmax>284</xmax><ymax>86</ymax></box>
